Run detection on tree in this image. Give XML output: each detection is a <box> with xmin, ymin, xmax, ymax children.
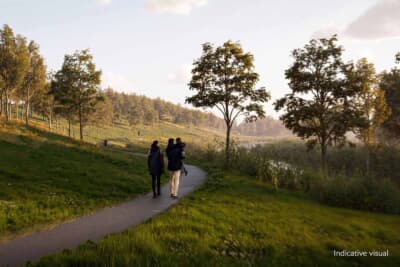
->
<box><xmin>0</xmin><ymin>25</ymin><xmax>29</xmax><ymax>121</ymax></box>
<box><xmin>186</xmin><ymin>41</ymin><xmax>270</xmax><ymax>165</ymax></box>
<box><xmin>89</xmin><ymin>93</ymin><xmax>113</xmax><ymax>126</ymax></box>
<box><xmin>32</xmin><ymin>81</ymin><xmax>55</xmax><ymax>130</ymax></box>
<box><xmin>18</xmin><ymin>41</ymin><xmax>46</xmax><ymax>125</ymax></box>
<box><xmin>380</xmin><ymin>53</ymin><xmax>400</xmax><ymax>139</ymax></box>
<box><xmin>351</xmin><ymin>58</ymin><xmax>391</xmax><ymax>176</ymax></box>
<box><xmin>52</xmin><ymin>49</ymin><xmax>102</xmax><ymax>140</ymax></box>
<box><xmin>274</xmin><ymin>36</ymin><xmax>365</xmax><ymax>174</ymax></box>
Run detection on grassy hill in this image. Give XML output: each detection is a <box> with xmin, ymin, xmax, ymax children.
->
<box><xmin>33</xmin><ymin>170</ymin><xmax>400</xmax><ymax>267</ymax></box>
<box><xmin>0</xmin><ymin>122</ymin><xmax>151</xmax><ymax>240</ymax></box>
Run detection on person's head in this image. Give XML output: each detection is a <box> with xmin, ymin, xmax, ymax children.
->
<box><xmin>168</xmin><ymin>138</ymin><xmax>174</xmax><ymax>145</ymax></box>
<box><xmin>151</xmin><ymin>140</ymin><xmax>159</xmax><ymax>148</ymax></box>
<box><xmin>176</xmin><ymin>137</ymin><xmax>182</xmax><ymax>144</ymax></box>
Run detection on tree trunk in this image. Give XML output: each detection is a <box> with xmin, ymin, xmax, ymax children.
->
<box><xmin>321</xmin><ymin>142</ymin><xmax>328</xmax><ymax>177</ymax></box>
<box><xmin>48</xmin><ymin>112</ymin><xmax>52</xmax><ymax>131</ymax></box>
<box><xmin>68</xmin><ymin>117</ymin><xmax>72</xmax><ymax>138</ymax></box>
<box><xmin>79</xmin><ymin>106</ymin><xmax>83</xmax><ymax>140</ymax></box>
<box><xmin>5</xmin><ymin>90</ymin><xmax>10</xmax><ymax>121</ymax></box>
<box><xmin>0</xmin><ymin>90</ymin><xmax>3</xmax><ymax>116</ymax></box>
<box><xmin>366</xmin><ymin>145</ymin><xmax>371</xmax><ymax>178</ymax></box>
<box><xmin>25</xmin><ymin>89</ymin><xmax>30</xmax><ymax>126</ymax></box>
<box><xmin>225</xmin><ymin>124</ymin><xmax>231</xmax><ymax>166</ymax></box>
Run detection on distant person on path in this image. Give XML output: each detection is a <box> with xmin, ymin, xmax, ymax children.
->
<box><xmin>148</xmin><ymin>140</ymin><xmax>164</xmax><ymax>198</ymax></box>
<box><xmin>167</xmin><ymin>137</ymin><xmax>186</xmax><ymax>199</ymax></box>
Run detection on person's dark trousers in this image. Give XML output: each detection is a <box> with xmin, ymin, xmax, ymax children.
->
<box><xmin>152</xmin><ymin>174</ymin><xmax>161</xmax><ymax>196</ymax></box>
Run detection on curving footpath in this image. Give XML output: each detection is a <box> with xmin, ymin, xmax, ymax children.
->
<box><xmin>0</xmin><ymin>165</ymin><xmax>207</xmax><ymax>267</ymax></box>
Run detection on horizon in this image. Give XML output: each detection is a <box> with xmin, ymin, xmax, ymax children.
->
<box><xmin>1</xmin><ymin>0</ymin><xmax>399</xmax><ymax>119</ymax></box>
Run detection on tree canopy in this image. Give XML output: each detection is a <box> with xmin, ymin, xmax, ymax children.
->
<box><xmin>274</xmin><ymin>35</ymin><xmax>366</xmax><ymax>173</ymax></box>
<box><xmin>186</xmin><ymin>41</ymin><xmax>270</xmax><ymax>164</ymax></box>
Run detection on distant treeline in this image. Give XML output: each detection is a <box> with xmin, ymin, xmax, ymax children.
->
<box><xmin>96</xmin><ymin>89</ymin><xmax>290</xmax><ymax>137</ymax></box>
<box><xmin>99</xmin><ymin>88</ymin><xmax>226</xmax><ymax>129</ymax></box>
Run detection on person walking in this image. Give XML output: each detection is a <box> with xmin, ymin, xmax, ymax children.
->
<box><xmin>148</xmin><ymin>140</ymin><xmax>164</xmax><ymax>198</ymax></box>
<box><xmin>167</xmin><ymin>137</ymin><xmax>185</xmax><ymax>199</ymax></box>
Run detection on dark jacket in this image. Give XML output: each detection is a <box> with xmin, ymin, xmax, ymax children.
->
<box><xmin>148</xmin><ymin>146</ymin><xmax>164</xmax><ymax>175</ymax></box>
<box><xmin>166</xmin><ymin>143</ymin><xmax>175</xmax><ymax>160</ymax></box>
<box><xmin>167</xmin><ymin>143</ymin><xmax>185</xmax><ymax>171</ymax></box>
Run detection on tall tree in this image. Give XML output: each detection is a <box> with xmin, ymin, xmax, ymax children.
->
<box><xmin>186</xmin><ymin>41</ymin><xmax>270</xmax><ymax>164</ymax></box>
<box><xmin>32</xmin><ymin>81</ymin><xmax>55</xmax><ymax>130</ymax></box>
<box><xmin>0</xmin><ymin>25</ymin><xmax>29</xmax><ymax>121</ymax></box>
<box><xmin>52</xmin><ymin>50</ymin><xmax>102</xmax><ymax>140</ymax></box>
<box><xmin>18</xmin><ymin>41</ymin><xmax>46</xmax><ymax>125</ymax></box>
<box><xmin>274</xmin><ymin>36</ymin><xmax>365</xmax><ymax>174</ymax></box>
<box><xmin>380</xmin><ymin>53</ymin><xmax>400</xmax><ymax>139</ymax></box>
<box><xmin>351</xmin><ymin>58</ymin><xmax>391</xmax><ymax>176</ymax></box>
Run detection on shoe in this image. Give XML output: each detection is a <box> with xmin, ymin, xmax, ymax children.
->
<box><xmin>158</xmin><ymin>192</ymin><xmax>161</xmax><ymax>196</ymax></box>
<box><xmin>170</xmin><ymin>193</ymin><xmax>174</xmax><ymax>198</ymax></box>
<box><xmin>173</xmin><ymin>195</ymin><xmax>178</xmax><ymax>199</ymax></box>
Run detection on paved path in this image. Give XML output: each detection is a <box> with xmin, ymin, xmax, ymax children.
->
<box><xmin>0</xmin><ymin>165</ymin><xmax>206</xmax><ymax>267</ymax></box>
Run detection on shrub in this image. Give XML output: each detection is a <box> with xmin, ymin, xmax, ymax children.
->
<box><xmin>256</xmin><ymin>158</ymin><xmax>305</xmax><ymax>191</ymax></box>
<box><xmin>310</xmin><ymin>176</ymin><xmax>400</xmax><ymax>214</ymax></box>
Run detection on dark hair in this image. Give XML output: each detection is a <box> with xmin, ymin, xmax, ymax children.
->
<box><xmin>168</xmin><ymin>138</ymin><xmax>174</xmax><ymax>144</ymax></box>
<box><xmin>151</xmin><ymin>140</ymin><xmax>159</xmax><ymax>148</ymax></box>
<box><xmin>176</xmin><ymin>137</ymin><xmax>182</xmax><ymax>143</ymax></box>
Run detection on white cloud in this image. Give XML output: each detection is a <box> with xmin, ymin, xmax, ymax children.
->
<box><xmin>146</xmin><ymin>0</ymin><xmax>208</xmax><ymax>15</ymax></box>
<box><xmin>167</xmin><ymin>63</ymin><xmax>192</xmax><ymax>83</ymax></box>
<box><xmin>96</xmin><ymin>0</ymin><xmax>112</xmax><ymax>6</ymax></box>
<box><xmin>102</xmin><ymin>72</ymin><xmax>135</xmax><ymax>92</ymax></box>
<box><xmin>312</xmin><ymin>0</ymin><xmax>400</xmax><ymax>41</ymax></box>
<box><xmin>344</xmin><ymin>0</ymin><xmax>400</xmax><ymax>40</ymax></box>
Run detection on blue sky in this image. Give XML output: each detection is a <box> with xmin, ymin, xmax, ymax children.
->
<box><xmin>1</xmin><ymin>0</ymin><xmax>399</xmax><ymax>118</ymax></box>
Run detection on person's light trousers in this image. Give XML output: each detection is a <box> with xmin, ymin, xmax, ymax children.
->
<box><xmin>169</xmin><ymin>170</ymin><xmax>181</xmax><ymax>196</ymax></box>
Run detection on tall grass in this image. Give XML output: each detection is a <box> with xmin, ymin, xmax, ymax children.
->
<box><xmin>187</xmin><ymin>139</ymin><xmax>400</xmax><ymax>215</ymax></box>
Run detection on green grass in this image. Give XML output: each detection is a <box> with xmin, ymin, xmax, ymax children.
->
<box><xmin>32</xmin><ymin>171</ymin><xmax>400</xmax><ymax>267</ymax></box>
<box><xmin>0</xmin><ymin>122</ymin><xmax>151</xmax><ymax>239</ymax></box>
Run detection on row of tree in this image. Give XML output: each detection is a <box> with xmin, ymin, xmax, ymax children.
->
<box><xmin>0</xmin><ymin>25</ymin><xmax>46</xmax><ymax>125</ymax></box>
<box><xmin>185</xmin><ymin>37</ymin><xmax>399</xmax><ymax>170</ymax></box>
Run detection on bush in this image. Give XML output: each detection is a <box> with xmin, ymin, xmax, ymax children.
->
<box><xmin>256</xmin><ymin>159</ymin><xmax>305</xmax><ymax>191</ymax></box>
<box><xmin>310</xmin><ymin>175</ymin><xmax>400</xmax><ymax>214</ymax></box>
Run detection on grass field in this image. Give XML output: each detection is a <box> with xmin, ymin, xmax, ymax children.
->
<box><xmin>32</xmin><ymin>170</ymin><xmax>400</xmax><ymax>267</ymax></box>
<box><xmin>0</xmin><ymin>122</ymin><xmax>152</xmax><ymax>239</ymax></box>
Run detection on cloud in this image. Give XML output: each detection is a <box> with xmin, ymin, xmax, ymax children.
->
<box><xmin>312</xmin><ymin>0</ymin><xmax>400</xmax><ymax>41</ymax></box>
<box><xmin>102</xmin><ymin>72</ymin><xmax>135</xmax><ymax>91</ymax></box>
<box><xmin>344</xmin><ymin>0</ymin><xmax>400</xmax><ymax>40</ymax></box>
<box><xmin>96</xmin><ymin>0</ymin><xmax>112</xmax><ymax>6</ymax></box>
<box><xmin>167</xmin><ymin>64</ymin><xmax>192</xmax><ymax>83</ymax></box>
<box><xmin>146</xmin><ymin>0</ymin><xmax>207</xmax><ymax>15</ymax></box>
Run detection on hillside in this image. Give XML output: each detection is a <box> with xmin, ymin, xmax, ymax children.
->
<box><xmin>0</xmin><ymin>122</ymin><xmax>150</xmax><ymax>239</ymax></box>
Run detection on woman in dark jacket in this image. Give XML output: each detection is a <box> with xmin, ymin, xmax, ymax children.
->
<box><xmin>148</xmin><ymin>140</ymin><xmax>164</xmax><ymax>198</ymax></box>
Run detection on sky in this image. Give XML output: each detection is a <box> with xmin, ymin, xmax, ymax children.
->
<box><xmin>1</xmin><ymin>0</ymin><xmax>399</xmax><ymax>118</ymax></box>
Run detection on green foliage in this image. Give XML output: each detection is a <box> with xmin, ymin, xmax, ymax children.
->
<box><xmin>380</xmin><ymin>54</ymin><xmax>400</xmax><ymax>139</ymax></box>
<box><xmin>0</xmin><ymin>24</ymin><xmax>30</xmax><ymax>121</ymax></box>
<box><xmin>31</xmin><ymin>173</ymin><xmax>400</xmax><ymax>267</ymax></box>
<box><xmin>18</xmin><ymin>40</ymin><xmax>47</xmax><ymax>125</ymax></box>
<box><xmin>51</xmin><ymin>49</ymin><xmax>102</xmax><ymax>140</ymax></box>
<box><xmin>186</xmin><ymin>40</ymin><xmax>270</xmax><ymax>164</ymax></box>
<box><xmin>103</xmin><ymin>88</ymin><xmax>225</xmax><ymax>130</ymax></box>
<box><xmin>256</xmin><ymin>159</ymin><xmax>305</xmax><ymax>191</ymax></box>
<box><xmin>275</xmin><ymin>35</ymin><xmax>367</xmax><ymax>173</ymax></box>
<box><xmin>311</xmin><ymin>175</ymin><xmax>400</xmax><ymax>214</ymax></box>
